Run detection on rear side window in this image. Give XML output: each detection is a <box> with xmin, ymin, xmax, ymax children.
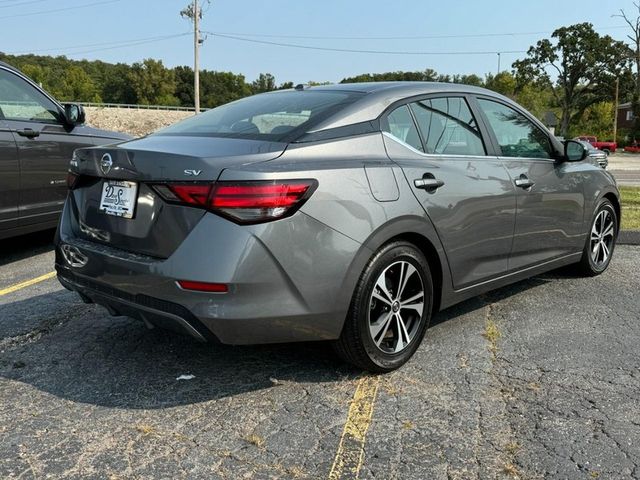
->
<box><xmin>383</xmin><ymin>105</ymin><xmax>424</xmax><ymax>152</ymax></box>
<box><xmin>409</xmin><ymin>97</ymin><xmax>485</xmax><ymax>156</ymax></box>
<box><xmin>156</xmin><ymin>90</ymin><xmax>364</xmax><ymax>140</ymax></box>
<box><xmin>477</xmin><ymin>99</ymin><xmax>552</xmax><ymax>159</ymax></box>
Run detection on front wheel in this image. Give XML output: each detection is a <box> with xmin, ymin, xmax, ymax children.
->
<box><xmin>334</xmin><ymin>241</ymin><xmax>433</xmax><ymax>372</ymax></box>
<box><xmin>574</xmin><ymin>199</ymin><xmax>617</xmax><ymax>276</ymax></box>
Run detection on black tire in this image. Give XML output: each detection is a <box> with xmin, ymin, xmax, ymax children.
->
<box><xmin>334</xmin><ymin>241</ymin><xmax>433</xmax><ymax>372</ymax></box>
<box><xmin>574</xmin><ymin>199</ymin><xmax>618</xmax><ymax>276</ymax></box>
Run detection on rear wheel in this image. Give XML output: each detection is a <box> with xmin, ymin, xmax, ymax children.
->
<box><xmin>334</xmin><ymin>241</ymin><xmax>433</xmax><ymax>372</ymax></box>
<box><xmin>574</xmin><ymin>199</ymin><xmax>617</xmax><ymax>276</ymax></box>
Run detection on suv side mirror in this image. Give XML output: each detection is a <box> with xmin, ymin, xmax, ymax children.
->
<box><xmin>564</xmin><ymin>140</ymin><xmax>587</xmax><ymax>162</ymax></box>
<box><xmin>63</xmin><ymin>103</ymin><xmax>85</xmax><ymax>126</ymax></box>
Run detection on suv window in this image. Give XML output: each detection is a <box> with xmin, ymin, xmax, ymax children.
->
<box><xmin>0</xmin><ymin>69</ymin><xmax>60</xmax><ymax>123</ymax></box>
<box><xmin>410</xmin><ymin>97</ymin><xmax>485</xmax><ymax>156</ymax></box>
<box><xmin>384</xmin><ymin>104</ymin><xmax>423</xmax><ymax>152</ymax></box>
<box><xmin>478</xmin><ymin>99</ymin><xmax>552</xmax><ymax>159</ymax></box>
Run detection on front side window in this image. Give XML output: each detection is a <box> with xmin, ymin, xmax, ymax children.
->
<box><xmin>156</xmin><ymin>90</ymin><xmax>364</xmax><ymax>140</ymax></box>
<box><xmin>478</xmin><ymin>99</ymin><xmax>552</xmax><ymax>159</ymax></box>
<box><xmin>409</xmin><ymin>97</ymin><xmax>485</xmax><ymax>156</ymax></box>
<box><xmin>0</xmin><ymin>69</ymin><xmax>60</xmax><ymax>123</ymax></box>
<box><xmin>383</xmin><ymin>104</ymin><xmax>423</xmax><ymax>152</ymax></box>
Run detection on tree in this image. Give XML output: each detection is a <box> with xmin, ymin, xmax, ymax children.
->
<box><xmin>59</xmin><ymin>66</ymin><xmax>101</xmax><ymax>102</ymax></box>
<box><xmin>200</xmin><ymin>70</ymin><xmax>251</xmax><ymax>108</ymax></box>
<box><xmin>128</xmin><ymin>59</ymin><xmax>178</xmax><ymax>105</ymax></box>
<box><xmin>484</xmin><ymin>71</ymin><xmax>517</xmax><ymax>97</ymax></box>
<box><xmin>615</xmin><ymin>3</ymin><xmax>640</xmax><ymax>136</ymax></box>
<box><xmin>513</xmin><ymin>23</ymin><xmax>630</xmax><ymax>136</ymax></box>
<box><xmin>101</xmin><ymin>63</ymin><xmax>137</xmax><ymax>104</ymax></box>
<box><xmin>251</xmin><ymin>73</ymin><xmax>276</xmax><ymax>94</ymax></box>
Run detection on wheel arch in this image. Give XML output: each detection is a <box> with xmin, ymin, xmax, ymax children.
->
<box><xmin>337</xmin><ymin>215</ymin><xmax>451</xmax><ymax>322</ymax></box>
<box><xmin>602</xmin><ymin>191</ymin><xmax>621</xmax><ymax>231</ymax></box>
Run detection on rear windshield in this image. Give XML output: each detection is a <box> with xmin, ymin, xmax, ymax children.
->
<box><xmin>155</xmin><ymin>90</ymin><xmax>364</xmax><ymax>141</ymax></box>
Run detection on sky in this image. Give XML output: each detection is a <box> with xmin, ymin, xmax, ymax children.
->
<box><xmin>0</xmin><ymin>0</ymin><xmax>636</xmax><ymax>85</ymax></box>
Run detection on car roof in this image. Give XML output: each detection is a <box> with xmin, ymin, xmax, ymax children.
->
<box><xmin>299</xmin><ymin>81</ymin><xmax>515</xmax><ymax>131</ymax></box>
<box><xmin>0</xmin><ymin>61</ymin><xmax>21</xmax><ymax>74</ymax></box>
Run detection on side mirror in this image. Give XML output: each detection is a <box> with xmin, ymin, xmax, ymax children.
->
<box><xmin>564</xmin><ymin>140</ymin><xmax>587</xmax><ymax>162</ymax></box>
<box><xmin>63</xmin><ymin>103</ymin><xmax>85</xmax><ymax>126</ymax></box>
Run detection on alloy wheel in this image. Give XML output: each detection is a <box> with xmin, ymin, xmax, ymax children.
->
<box><xmin>368</xmin><ymin>260</ymin><xmax>425</xmax><ymax>354</ymax></box>
<box><xmin>590</xmin><ymin>209</ymin><xmax>615</xmax><ymax>267</ymax></box>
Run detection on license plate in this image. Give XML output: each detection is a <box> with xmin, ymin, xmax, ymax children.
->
<box><xmin>99</xmin><ymin>180</ymin><xmax>138</xmax><ymax>219</ymax></box>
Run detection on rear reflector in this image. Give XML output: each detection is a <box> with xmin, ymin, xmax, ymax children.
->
<box><xmin>152</xmin><ymin>179</ymin><xmax>317</xmax><ymax>224</ymax></box>
<box><xmin>177</xmin><ymin>280</ymin><xmax>228</xmax><ymax>293</ymax></box>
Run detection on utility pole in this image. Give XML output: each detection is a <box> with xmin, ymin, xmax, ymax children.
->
<box><xmin>193</xmin><ymin>0</ymin><xmax>200</xmax><ymax>114</ymax></box>
<box><xmin>613</xmin><ymin>77</ymin><xmax>619</xmax><ymax>143</ymax></box>
<box><xmin>497</xmin><ymin>52</ymin><xmax>501</xmax><ymax>73</ymax></box>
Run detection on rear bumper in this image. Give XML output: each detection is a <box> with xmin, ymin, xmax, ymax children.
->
<box><xmin>55</xmin><ymin>199</ymin><xmax>361</xmax><ymax>345</ymax></box>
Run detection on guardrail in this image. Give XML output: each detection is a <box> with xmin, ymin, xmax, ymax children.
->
<box><xmin>79</xmin><ymin>102</ymin><xmax>206</xmax><ymax>112</ymax></box>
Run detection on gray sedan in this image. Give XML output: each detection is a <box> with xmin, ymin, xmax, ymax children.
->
<box><xmin>55</xmin><ymin>82</ymin><xmax>620</xmax><ymax>372</ymax></box>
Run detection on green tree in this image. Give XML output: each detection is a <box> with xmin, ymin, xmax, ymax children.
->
<box><xmin>484</xmin><ymin>71</ymin><xmax>517</xmax><ymax>97</ymax></box>
<box><xmin>101</xmin><ymin>63</ymin><xmax>137</xmax><ymax>104</ymax></box>
<box><xmin>513</xmin><ymin>22</ymin><xmax>630</xmax><ymax>136</ymax></box>
<box><xmin>200</xmin><ymin>71</ymin><xmax>251</xmax><ymax>108</ymax></box>
<box><xmin>128</xmin><ymin>59</ymin><xmax>178</xmax><ymax>105</ymax></box>
<box><xmin>251</xmin><ymin>73</ymin><xmax>276</xmax><ymax>94</ymax></box>
<box><xmin>20</xmin><ymin>64</ymin><xmax>48</xmax><ymax>87</ymax></box>
<box><xmin>58</xmin><ymin>66</ymin><xmax>101</xmax><ymax>102</ymax></box>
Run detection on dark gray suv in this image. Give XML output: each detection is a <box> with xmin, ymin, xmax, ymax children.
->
<box><xmin>0</xmin><ymin>61</ymin><xmax>130</xmax><ymax>240</ymax></box>
<box><xmin>55</xmin><ymin>82</ymin><xmax>620</xmax><ymax>372</ymax></box>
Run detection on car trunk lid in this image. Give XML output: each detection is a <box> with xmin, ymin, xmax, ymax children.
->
<box><xmin>69</xmin><ymin>135</ymin><xmax>287</xmax><ymax>258</ymax></box>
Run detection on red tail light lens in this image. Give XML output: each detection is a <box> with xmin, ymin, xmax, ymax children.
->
<box><xmin>153</xmin><ymin>180</ymin><xmax>316</xmax><ymax>224</ymax></box>
<box><xmin>165</xmin><ymin>184</ymin><xmax>211</xmax><ymax>207</ymax></box>
<box><xmin>67</xmin><ymin>172</ymin><xmax>80</xmax><ymax>189</ymax></box>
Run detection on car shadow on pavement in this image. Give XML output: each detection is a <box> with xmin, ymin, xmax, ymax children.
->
<box><xmin>0</xmin><ymin>229</ymin><xmax>55</xmax><ymax>267</ymax></box>
<box><xmin>0</xmin><ymin>270</ymin><xmax>559</xmax><ymax>410</ymax></box>
<box><xmin>0</xmin><ymin>290</ymin><xmax>359</xmax><ymax>410</ymax></box>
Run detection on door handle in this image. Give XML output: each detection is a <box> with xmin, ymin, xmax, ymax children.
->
<box><xmin>15</xmin><ymin>128</ymin><xmax>40</xmax><ymax>139</ymax></box>
<box><xmin>514</xmin><ymin>175</ymin><xmax>534</xmax><ymax>189</ymax></box>
<box><xmin>414</xmin><ymin>177</ymin><xmax>445</xmax><ymax>190</ymax></box>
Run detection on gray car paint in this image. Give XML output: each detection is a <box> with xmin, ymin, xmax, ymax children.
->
<box><xmin>54</xmin><ymin>82</ymin><xmax>620</xmax><ymax>345</ymax></box>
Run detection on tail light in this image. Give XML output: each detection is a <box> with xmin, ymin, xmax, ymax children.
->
<box><xmin>152</xmin><ymin>180</ymin><xmax>317</xmax><ymax>224</ymax></box>
<box><xmin>67</xmin><ymin>172</ymin><xmax>80</xmax><ymax>189</ymax></box>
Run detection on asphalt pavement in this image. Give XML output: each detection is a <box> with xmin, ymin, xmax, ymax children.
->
<box><xmin>609</xmin><ymin>152</ymin><xmax>640</xmax><ymax>187</ymax></box>
<box><xmin>1</xmin><ymin>230</ymin><xmax>639</xmax><ymax>479</ymax></box>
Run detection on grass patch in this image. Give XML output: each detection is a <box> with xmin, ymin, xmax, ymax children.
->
<box><xmin>620</xmin><ymin>186</ymin><xmax>640</xmax><ymax>230</ymax></box>
<box><xmin>243</xmin><ymin>433</ymin><xmax>265</xmax><ymax>449</ymax></box>
<box><xmin>482</xmin><ymin>315</ymin><xmax>501</xmax><ymax>358</ymax></box>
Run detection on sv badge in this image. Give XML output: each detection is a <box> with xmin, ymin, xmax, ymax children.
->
<box><xmin>184</xmin><ymin>169</ymin><xmax>202</xmax><ymax>176</ymax></box>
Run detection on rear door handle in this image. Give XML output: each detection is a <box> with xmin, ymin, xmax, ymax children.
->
<box><xmin>414</xmin><ymin>177</ymin><xmax>445</xmax><ymax>190</ymax></box>
<box><xmin>514</xmin><ymin>175</ymin><xmax>534</xmax><ymax>189</ymax></box>
<box><xmin>15</xmin><ymin>128</ymin><xmax>40</xmax><ymax>139</ymax></box>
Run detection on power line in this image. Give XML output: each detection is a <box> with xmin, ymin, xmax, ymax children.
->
<box><xmin>0</xmin><ymin>0</ymin><xmax>49</xmax><ymax>9</ymax></box>
<box><xmin>206</xmin><ymin>25</ymin><xmax>629</xmax><ymax>41</ymax></box>
<box><xmin>0</xmin><ymin>0</ymin><xmax>120</xmax><ymax>19</ymax></box>
<box><xmin>205</xmin><ymin>32</ymin><xmax>527</xmax><ymax>56</ymax></box>
<box><xmin>7</xmin><ymin>32</ymin><xmax>191</xmax><ymax>55</ymax></box>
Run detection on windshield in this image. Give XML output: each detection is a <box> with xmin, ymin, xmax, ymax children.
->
<box><xmin>155</xmin><ymin>90</ymin><xmax>364</xmax><ymax>141</ymax></box>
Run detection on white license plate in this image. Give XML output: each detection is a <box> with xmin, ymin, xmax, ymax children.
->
<box><xmin>99</xmin><ymin>180</ymin><xmax>138</xmax><ymax>219</ymax></box>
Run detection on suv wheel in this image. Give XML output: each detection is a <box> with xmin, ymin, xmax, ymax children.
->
<box><xmin>334</xmin><ymin>241</ymin><xmax>433</xmax><ymax>372</ymax></box>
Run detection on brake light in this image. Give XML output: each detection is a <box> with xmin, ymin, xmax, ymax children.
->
<box><xmin>153</xmin><ymin>180</ymin><xmax>316</xmax><ymax>224</ymax></box>
<box><xmin>67</xmin><ymin>172</ymin><xmax>80</xmax><ymax>189</ymax></box>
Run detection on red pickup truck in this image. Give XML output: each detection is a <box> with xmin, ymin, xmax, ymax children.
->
<box><xmin>576</xmin><ymin>136</ymin><xmax>617</xmax><ymax>154</ymax></box>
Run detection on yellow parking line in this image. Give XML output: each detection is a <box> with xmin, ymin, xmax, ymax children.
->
<box><xmin>329</xmin><ymin>375</ymin><xmax>381</xmax><ymax>480</ymax></box>
<box><xmin>0</xmin><ymin>271</ymin><xmax>56</xmax><ymax>296</ymax></box>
